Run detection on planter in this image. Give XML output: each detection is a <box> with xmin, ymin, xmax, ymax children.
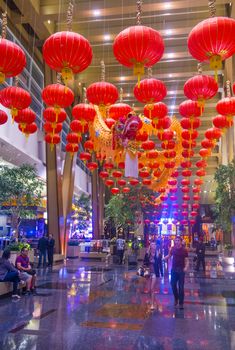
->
<box><xmin>8</xmin><ymin>250</ymin><xmax>34</xmax><ymax>265</ymax></box>
<box><xmin>67</xmin><ymin>245</ymin><xmax>79</xmax><ymax>258</ymax></box>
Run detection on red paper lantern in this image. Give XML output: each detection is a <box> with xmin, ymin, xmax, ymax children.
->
<box><xmin>182</xmin><ymin>203</ymin><xmax>188</xmax><ymax>209</ymax></box>
<box><xmin>170</xmin><ymin>187</ymin><xmax>177</xmax><ymax>193</ymax></box>
<box><xmin>139</xmin><ymin>169</ymin><xmax>150</xmax><ymax>178</ymax></box>
<box><xmin>171</xmin><ymin>171</ymin><xmax>179</xmax><ymax>178</ymax></box>
<box><xmin>105</xmin><ymin>179</ymin><xmax>115</xmax><ymax>187</ymax></box>
<box><xmin>136</xmin><ymin>131</ymin><xmax>148</xmax><ymax>142</ymax></box>
<box><xmin>112</xmin><ymin>171</ymin><xmax>122</xmax><ymax>178</ymax></box>
<box><xmin>129</xmin><ymin>179</ymin><xmax>139</xmax><ymax>186</ymax></box>
<box><xmin>188</xmin><ymin>17</ymin><xmax>235</xmax><ymax>73</ymax></box>
<box><xmin>212</xmin><ymin>115</ymin><xmax>229</xmax><ymax>129</ymax></box>
<box><xmin>144</xmin><ymin>219</ymin><xmax>151</xmax><ymax>225</ymax></box>
<box><xmin>194</xmin><ymin>178</ymin><xmax>203</xmax><ymax>186</ymax></box>
<box><xmin>158</xmin><ymin>188</ymin><xmax>166</xmax><ymax>193</ymax></box>
<box><xmin>144</xmin><ymin>102</ymin><xmax>168</xmax><ymax>120</ymax></box>
<box><xmin>147</xmin><ymin>150</ymin><xmax>158</xmax><ymax>159</ymax></box>
<box><xmin>196</xmin><ymin>160</ymin><xmax>207</xmax><ymax>168</ymax></box>
<box><xmin>70</xmin><ymin>120</ymin><xmax>88</xmax><ymax>134</ymax></box>
<box><xmin>43</xmin><ymin>31</ymin><xmax>92</xmax><ymax>84</ymax></box>
<box><xmin>184</xmin><ymin>75</ymin><xmax>218</xmax><ymax>112</ymax></box>
<box><xmin>205</xmin><ymin>127</ymin><xmax>221</xmax><ymax>140</ymax></box>
<box><xmin>158</xmin><ymin>130</ymin><xmax>174</xmax><ymax>142</ymax></box>
<box><xmin>182</xmin><ymin>186</ymin><xmax>190</xmax><ymax>194</ymax></box>
<box><xmin>192</xmin><ymin>203</ymin><xmax>200</xmax><ymax>209</ymax></box>
<box><xmin>168</xmin><ymin>179</ymin><xmax>177</xmax><ymax>186</ymax></box>
<box><xmin>164</xmin><ymin>150</ymin><xmax>176</xmax><ymax>159</ymax></box>
<box><xmin>65</xmin><ymin>144</ymin><xmax>79</xmax><ymax>154</ymax></box>
<box><xmin>0</xmin><ymin>110</ymin><xmax>7</xmax><ymax>125</ymax></box>
<box><xmin>84</xmin><ymin>140</ymin><xmax>94</xmax><ymax>152</ymax></box>
<box><xmin>181</xmin><ymin>118</ymin><xmax>201</xmax><ymax>130</ymax></box>
<box><xmin>153</xmin><ymin>169</ymin><xmax>162</xmax><ymax>178</ymax></box>
<box><xmin>199</xmin><ymin>148</ymin><xmax>211</xmax><ymax>158</ymax></box>
<box><xmin>193</xmin><ymin>195</ymin><xmax>200</xmax><ymax>201</ymax></box>
<box><xmin>15</xmin><ymin>108</ymin><xmax>36</xmax><ymax>131</ymax></box>
<box><xmin>153</xmin><ymin>116</ymin><xmax>171</xmax><ymax>131</ymax></box>
<box><xmin>162</xmin><ymin>140</ymin><xmax>175</xmax><ymax>150</ymax></box>
<box><xmin>113</xmin><ymin>25</ymin><xmax>164</xmax><ymax>84</ymax></box>
<box><xmin>72</xmin><ymin>103</ymin><xmax>96</xmax><ymax>126</ymax></box>
<box><xmin>79</xmin><ymin>152</ymin><xmax>91</xmax><ymax>162</ymax></box>
<box><xmin>66</xmin><ymin>133</ymin><xmax>80</xmax><ymax>144</ymax></box>
<box><xmin>118</xmin><ymin>179</ymin><xmax>126</xmax><ymax>186</ymax></box>
<box><xmin>201</xmin><ymin>138</ymin><xmax>215</xmax><ymax>149</ymax></box>
<box><xmin>142</xmin><ymin>140</ymin><xmax>155</xmax><ymax>150</ymax></box>
<box><xmin>0</xmin><ymin>87</ymin><xmax>31</xmax><ymax>119</ymax></box>
<box><xmin>42</xmin><ymin>84</ymin><xmax>74</xmax><ymax>114</ymax></box>
<box><xmin>99</xmin><ymin>171</ymin><xmax>109</xmax><ymax>179</ymax></box>
<box><xmin>182</xmin><ymin>211</ymin><xmax>188</xmax><ymax>217</ymax></box>
<box><xmin>182</xmin><ymin>140</ymin><xmax>197</xmax><ymax>149</ymax></box>
<box><xmin>44</xmin><ymin>122</ymin><xmax>63</xmax><ymax>135</ymax></box>
<box><xmin>86</xmin><ymin>82</ymin><xmax>118</xmax><ymax>107</ymax></box>
<box><xmin>190</xmin><ymin>219</ymin><xmax>196</xmax><ymax>225</ymax></box>
<box><xmin>19</xmin><ymin>122</ymin><xmax>37</xmax><ymax>136</ymax></box>
<box><xmin>111</xmin><ymin>187</ymin><xmax>120</xmax><ymax>195</ymax></box>
<box><xmin>182</xmin><ymin>149</ymin><xmax>194</xmax><ymax>158</ymax></box>
<box><xmin>87</xmin><ymin>162</ymin><xmax>98</xmax><ymax>172</ymax></box>
<box><xmin>182</xmin><ymin>169</ymin><xmax>192</xmax><ymax>177</ymax></box>
<box><xmin>165</xmin><ymin>161</ymin><xmax>175</xmax><ymax>169</ymax></box>
<box><xmin>122</xmin><ymin>187</ymin><xmax>130</xmax><ymax>194</ymax></box>
<box><xmin>181</xmin><ymin>160</ymin><xmax>192</xmax><ymax>168</ymax></box>
<box><xmin>143</xmin><ymin>179</ymin><xmax>151</xmax><ymax>186</ymax></box>
<box><xmin>0</xmin><ymin>38</ymin><xmax>26</xmax><ymax>84</ymax></box>
<box><xmin>193</xmin><ymin>187</ymin><xmax>200</xmax><ymax>193</ymax></box>
<box><xmin>182</xmin><ymin>195</ymin><xmax>190</xmax><ymax>201</ymax></box>
<box><xmin>181</xmin><ymin>130</ymin><xmax>198</xmax><ymax>140</ymax></box>
<box><xmin>104</xmin><ymin>163</ymin><xmax>114</xmax><ymax>170</ymax></box>
<box><xmin>217</xmin><ymin>96</ymin><xmax>235</xmax><ymax>117</ymax></box>
<box><xmin>196</xmin><ymin>169</ymin><xmax>206</xmax><ymax>177</ymax></box>
<box><xmin>181</xmin><ymin>179</ymin><xmax>190</xmax><ymax>186</ymax></box>
<box><xmin>43</xmin><ymin>107</ymin><xmax>67</xmax><ymax>123</ymax></box>
<box><xmin>181</xmin><ymin>220</ymin><xmax>188</xmax><ymax>225</ymax></box>
<box><xmin>45</xmin><ymin>133</ymin><xmax>60</xmax><ymax>146</ymax></box>
<box><xmin>170</xmin><ymin>195</ymin><xmax>177</xmax><ymax>201</ymax></box>
<box><xmin>109</xmin><ymin>103</ymin><xmax>132</xmax><ymax>120</ymax></box>
<box><xmin>179</xmin><ymin>100</ymin><xmax>203</xmax><ymax>118</ymax></box>
<box><xmin>134</xmin><ymin>78</ymin><xmax>167</xmax><ymax>104</ymax></box>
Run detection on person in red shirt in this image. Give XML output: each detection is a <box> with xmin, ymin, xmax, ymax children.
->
<box><xmin>165</xmin><ymin>236</ymin><xmax>189</xmax><ymax>309</ymax></box>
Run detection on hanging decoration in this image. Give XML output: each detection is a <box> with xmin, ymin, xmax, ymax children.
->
<box><xmin>113</xmin><ymin>0</ymin><xmax>164</xmax><ymax>86</ymax></box>
<box><xmin>109</xmin><ymin>88</ymin><xmax>132</xmax><ymax>121</ymax></box>
<box><xmin>43</xmin><ymin>1</ymin><xmax>92</xmax><ymax>85</ymax></box>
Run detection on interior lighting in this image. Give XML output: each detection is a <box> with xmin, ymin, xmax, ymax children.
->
<box><xmin>165</xmin><ymin>29</ymin><xmax>173</xmax><ymax>35</ymax></box>
<box><xmin>127</xmin><ymin>93</ymin><xmax>130</xmax><ymax>97</ymax></box>
<box><xmin>47</xmin><ymin>20</ymin><xmax>51</xmax><ymax>24</ymax></box>
<box><xmin>93</xmin><ymin>9</ymin><xmax>101</xmax><ymax>16</ymax></box>
<box><xmin>120</xmin><ymin>76</ymin><xmax>125</xmax><ymax>81</ymax></box>
<box><xmin>167</xmin><ymin>53</ymin><xmax>175</xmax><ymax>59</ymax></box>
<box><xmin>104</xmin><ymin>34</ymin><xmax>111</xmax><ymax>41</ymax></box>
<box><xmin>164</xmin><ymin>3</ymin><xmax>172</xmax><ymax>9</ymax></box>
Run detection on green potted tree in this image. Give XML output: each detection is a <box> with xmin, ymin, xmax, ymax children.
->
<box><xmin>214</xmin><ymin>160</ymin><xmax>235</xmax><ymax>257</ymax></box>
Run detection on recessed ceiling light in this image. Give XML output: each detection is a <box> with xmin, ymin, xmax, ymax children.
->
<box><xmin>120</xmin><ymin>76</ymin><xmax>125</xmax><ymax>81</ymax></box>
<box><xmin>93</xmin><ymin>9</ymin><xmax>101</xmax><ymax>16</ymax></box>
<box><xmin>104</xmin><ymin>34</ymin><xmax>111</xmax><ymax>41</ymax></box>
<box><xmin>164</xmin><ymin>3</ymin><xmax>172</xmax><ymax>9</ymax></box>
<box><xmin>78</xmin><ymin>82</ymin><xmax>81</xmax><ymax>86</ymax></box>
<box><xmin>170</xmin><ymin>106</ymin><xmax>175</xmax><ymax>109</ymax></box>
<box><xmin>165</xmin><ymin>29</ymin><xmax>172</xmax><ymax>35</ymax></box>
<box><xmin>168</xmin><ymin>74</ymin><xmax>172</xmax><ymax>78</ymax></box>
<box><xmin>167</xmin><ymin>53</ymin><xmax>175</xmax><ymax>58</ymax></box>
<box><xmin>47</xmin><ymin>20</ymin><xmax>51</xmax><ymax>24</ymax></box>
<box><xmin>127</xmin><ymin>93</ymin><xmax>130</xmax><ymax>97</ymax></box>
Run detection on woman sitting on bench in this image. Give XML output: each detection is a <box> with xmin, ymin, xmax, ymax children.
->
<box><xmin>0</xmin><ymin>250</ymin><xmax>21</xmax><ymax>299</ymax></box>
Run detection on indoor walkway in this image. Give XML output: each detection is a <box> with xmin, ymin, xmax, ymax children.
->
<box><xmin>0</xmin><ymin>258</ymin><xmax>234</xmax><ymax>350</ymax></box>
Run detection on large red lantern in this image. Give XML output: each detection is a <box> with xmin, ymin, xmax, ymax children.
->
<box><xmin>43</xmin><ymin>31</ymin><xmax>92</xmax><ymax>85</ymax></box>
<box><xmin>216</xmin><ymin>98</ymin><xmax>235</xmax><ymax>118</ymax></box>
<box><xmin>181</xmin><ymin>118</ymin><xmax>201</xmax><ymax>130</ymax></box>
<box><xmin>70</xmin><ymin>120</ymin><xmax>88</xmax><ymax>135</ymax></box>
<box><xmin>0</xmin><ymin>110</ymin><xmax>7</xmax><ymax>125</ymax></box>
<box><xmin>0</xmin><ymin>13</ymin><xmax>26</xmax><ymax>84</ymax></box>
<box><xmin>188</xmin><ymin>16</ymin><xmax>235</xmax><ymax>76</ymax></box>
<box><xmin>45</xmin><ymin>133</ymin><xmax>60</xmax><ymax>148</ymax></box>
<box><xmin>66</xmin><ymin>133</ymin><xmax>80</xmax><ymax>144</ymax></box>
<box><xmin>179</xmin><ymin>100</ymin><xmax>203</xmax><ymax>118</ymax></box>
<box><xmin>72</xmin><ymin>103</ymin><xmax>96</xmax><ymax>130</ymax></box>
<box><xmin>213</xmin><ymin>115</ymin><xmax>230</xmax><ymax>130</ymax></box>
<box><xmin>134</xmin><ymin>78</ymin><xmax>167</xmax><ymax>105</ymax></box>
<box><xmin>18</xmin><ymin>122</ymin><xmax>37</xmax><ymax>136</ymax></box>
<box><xmin>0</xmin><ymin>87</ymin><xmax>31</xmax><ymax>119</ymax></box>
<box><xmin>201</xmin><ymin>138</ymin><xmax>215</xmax><ymax>149</ymax></box>
<box><xmin>205</xmin><ymin>127</ymin><xmax>221</xmax><ymax>141</ymax></box>
<box><xmin>113</xmin><ymin>19</ymin><xmax>164</xmax><ymax>86</ymax></box>
<box><xmin>15</xmin><ymin>108</ymin><xmax>36</xmax><ymax>131</ymax></box>
<box><xmin>42</xmin><ymin>84</ymin><xmax>74</xmax><ymax>116</ymax></box>
<box><xmin>65</xmin><ymin>144</ymin><xmax>79</xmax><ymax>154</ymax></box>
<box><xmin>184</xmin><ymin>74</ymin><xmax>218</xmax><ymax>113</ymax></box>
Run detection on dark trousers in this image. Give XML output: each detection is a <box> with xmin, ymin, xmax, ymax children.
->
<box><xmin>38</xmin><ymin>250</ymin><xmax>47</xmax><ymax>267</ymax></box>
<box><xmin>117</xmin><ymin>250</ymin><xmax>124</xmax><ymax>264</ymax></box>
<box><xmin>171</xmin><ymin>270</ymin><xmax>185</xmax><ymax>305</ymax></box>
<box><xmin>196</xmin><ymin>257</ymin><xmax>205</xmax><ymax>271</ymax></box>
<box><xmin>48</xmin><ymin>249</ymin><xmax>54</xmax><ymax>267</ymax></box>
<box><xmin>154</xmin><ymin>257</ymin><xmax>163</xmax><ymax>277</ymax></box>
<box><xmin>3</xmin><ymin>271</ymin><xmax>20</xmax><ymax>294</ymax></box>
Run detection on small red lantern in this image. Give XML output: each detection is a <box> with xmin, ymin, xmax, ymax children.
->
<box><xmin>158</xmin><ymin>129</ymin><xmax>174</xmax><ymax>142</ymax></box>
<box><xmin>118</xmin><ymin>162</ymin><xmax>125</xmax><ymax>169</ymax></box>
<box><xmin>182</xmin><ymin>211</ymin><xmax>188</xmax><ymax>217</ymax></box>
<box><xmin>217</xmin><ymin>97</ymin><xmax>235</xmax><ymax>118</ymax></box>
<box><xmin>86</xmin><ymin>82</ymin><xmax>118</xmax><ymax>107</ymax></box>
<box><xmin>182</xmin><ymin>186</ymin><xmax>190</xmax><ymax>194</ymax></box>
<box><xmin>129</xmin><ymin>179</ymin><xmax>139</xmax><ymax>186</ymax></box>
<box><xmin>72</xmin><ymin>103</ymin><xmax>96</xmax><ymax>127</ymax></box>
<box><xmin>19</xmin><ymin>122</ymin><xmax>37</xmax><ymax>136</ymax></box>
<box><xmin>0</xmin><ymin>86</ymin><xmax>31</xmax><ymax>119</ymax></box>
<box><xmin>182</xmin><ymin>203</ymin><xmax>188</xmax><ymax>209</ymax></box>
<box><xmin>42</xmin><ymin>84</ymin><xmax>74</xmax><ymax>116</ymax></box>
<box><xmin>165</xmin><ymin>161</ymin><xmax>175</xmax><ymax>169</ymax></box>
<box><xmin>122</xmin><ymin>187</ymin><xmax>130</xmax><ymax>194</ymax></box>
<box><xmin>141</xmin><ymin>140</ymin><xmax>155</xmax><ymax>151</ymax></box>
<box><xmin>182</xmin><ymin>195</ymin><xmax>190</xmax><ymax>201</ymax></box>
<box><xmin>112</xmin><ymin>171</ymin><xmax>123</xmax><ymax>178</ymax></box>
<box><xmin>193</xmin><ymin>203</ymin><xmax>200</xmax><ymax>209</ymax></box>
<box><xmin>99</xmin><ymin>171</ymin><xmax>109</xmax><ymax>179</ymax></box>
<box><xmin>105</xmin><ymin>179</ymin><xmax>115</xmax><ymax>187</ymax></box>
<box><xmin>147</xmin><ymin>150</ymin><xmax>158</xmax><ymax>159</ymax></box>
<box><xmin>184</xmin><ymin>75</ymin><xmax>218</xmax><ymax>113</ymax></box>
<box><xmin>201</xmin><ymin>138</ymin><xmax>215</xmax><ymax>149</ymax></box>
<box><xmin>153</xmin><ymin>116</ymin><xmax>171</xmax><ymax>131</ymax></box>
<box><xmin>84</xmin><ymin>140</ymin><xmax>94</xmax><ymax>152</ymax></box>
<box><xmin>162</xmin><ymin>140</ymin><xmax>175</xmax><ymax>150</ymax></box>
<box><xmin>193</xmin><ymin>187</ymin><xmax>200</xmax><ymax>193</ymax></box>
<box><xmin>70</xmin><ymin>120</ymin><xmax>88</xmax><ymax>134</ymax></box>
<box><xmin>196</xmin><ymin>169</ymin><xmax>206</xmax><ymax>177</ymax></box>
<box><xmin>139</xmin><ymin>169</ymin><xmax>150</xmax><ymax>178</ymax></box>
<box><xmin>181</xmin><ymin>179</ymin><xmax>190</xmax><ymax>186</ymax></box>
<box><xmin>104</xmin><ymin>163</ymin><xmax>114</xmax><ymax>170</ymax></box>
<box><xmin>143</xmin><ymin>179</ymin><xmax>151</xmax><ymax>186</ymax></box>
<box><xmin>144</xmin><ymin>102</ymin><xmax>168</xmax><ymax>120</ymax></box>
<box><xmin>118</xmin><ymin>179</ymin><xmax>126</xmax><ymax>186</ymax></box>
<box><xmin>43</xmin><ymin>107</ymin><xmax>67</xmax><ymax>123</ymax></box>
<box><xmin>168</xmin><ymin>179</ymin><xmax>177</xmax><ymax>186</ymax></box>
<box><xmin>212</xmin><ymin>115</ymin><xmax>229</xmax><ymax>130</ymax></box>
<box><xmin>65</xmin><ymin>144</ymin><xmax>79</xmax><ymax>154</ymax></box>
<box><xmin>196</xmin><ymin>160</ymin><xmax>207</xmax><ymax>168</ymax></box>
<box><xmin>111</xmin><ymin>187</ymin><xmax>120</xmax><ymax>195</ymax></box>
<box><xmin>105</xmin><ymin>118</ymin><xmax>116</xmax><ymax>129</ymax></box>
<box><xmin>179</xmin><ymin>100</ymin><xmax>203</xmax><ymax>118</ymax></box>
<box><xmin>109</xmin><ymin>103</ymin><xmax>132</xmax><ymax>121</ymax></box>
<box><xmin>164</xmin><ymin>150</ymin><xmax>176</xmax><ymax>159</ymax></box>
<box><xmin>136</xmin><ymin>131</ymin><xmax>148</xmax><ymax>142</ymax></box>
<box><xmin>113</xmin><ymin>25</ymin><xmax>164</xmax><ymax>85</ymax></box>
<box><xmin>79</xmin><ymin>152</ymin><xmax>91</xmax><ymax>162</ymax></box>
<box><xmin>87</xmin><ymin>162</ymin><xmax>98</xmax><ymax>172</ymax></box>
<box><xmin>194</xmin><ymin>178</ymin><xmax>203</xmax><ymax>186</ymax></box>
<box><xmin>181</xmin><ymin>160</ymin><xmax>192</xmax><ymax>169</ymax></box>
<box><xmin>170</xmin><ymin>195</ymin><xmax>177</xmax><ymax>201</ymax></box>
<box><xmin>134</xmin><ymin>78</ymin><xmax>167</xmax><ymax>104</ymax></box>
<box><xmin>43</xmin><ymin>31</ymin><xmax>92</xmax><ymax>85</ymax></box>
<box><xmin>181</xmin><ymin>130</ymin><xmax>198</xmax><ymax>140</ymax></box>
<box><xmin>15</xmin><ymin>108</ymin><xmax>36</xmax><ymax>131</ymax></box>
<box><xmin>182</xmin><ymin>140</ymin><xmax>197</xmax><ymax>149</ymax></box>
<box><xmin>170</xmin><ymin>187</ymin><xmax>177</xmax><ymax>193</ymax></box>
<box><xmin>67</xmin><ymin>133</ymin><xmax>81</xmax><ymax>144</ymax></box>
<box><xmin>0</xmin><ymin>110</ymin><xmax>7</xmax><ymax>125</ymax></box>
<box><xmin>190</xmin><ymin>219</ymin><xmax>196</xmax><ymax>225</ymax></box>
<box><xmin>171</xmin><ymin>171</ymin><xmax>179</xmax><ymax>178</ymax></box>
<box><xmin>44</xmin><ymin>122</ymin><xmax>63</xmax><ymax>135</ymax></box>
<box><xmin>45</xmin><ymin>133</ymin><xmax>60</xmax><ymax>147</ymax></box>
<box><xmin>181</xmin><ymin>118</ymin><xmax>201</xmax><ymax>130</ymax></box>
<box><xmin>193</xmin><ymin>195</ymin><xmax>200</xmax><ymax>201</ymax></box>
<box><xmin>182</xmin><ymin>169</ymin><xmax>192</xmax><ymax>177</ymax></box>
<box><xmin>205</xmin><ymin>127</ymin><xmax>221</xmax><ymax>141</ymax></box>
<box><xmin>182</xmin><ymin>149</ymin><xmax>194</xmax><ymax>158</ymax></box>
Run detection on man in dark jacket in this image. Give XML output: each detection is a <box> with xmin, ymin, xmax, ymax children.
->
<box><xmin>196</xmin><ymin>236</ymin><xmax>206</xmax><ymax>272</ymax></box>
<box><xmin>0</xmin><ymin>250</ymin><xmax>21</xmax><ymax>298</ymax></box>
<box><xmin>37</xmin><ymin>235</ymin><xmax>48</xmax><ymax>268</ymax></box>
<box><xmin>47</xmin><ymin>234</ymin><xmax>55</xmax><ymax>267</ymax></box>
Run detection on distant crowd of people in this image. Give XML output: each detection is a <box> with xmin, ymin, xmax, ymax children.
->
<box><xmin>0</xmin><ymin>234</ymin><xmax>55</xmax><ymax>299</ymax></box>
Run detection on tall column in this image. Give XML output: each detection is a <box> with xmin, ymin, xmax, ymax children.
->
<box><xmin>45</xmin><ymin>65</ymin><xmax>63</xmax><ymax>253</ymax></box>
<box><xmin>98</xmin><ymin>176</ymin><xmax>105</xmax><ymax>238</ymax></box>
<box><xmin>92</xmin><ymin>168</ymin><xmax>99</xmax><ymax>239</ymax></box>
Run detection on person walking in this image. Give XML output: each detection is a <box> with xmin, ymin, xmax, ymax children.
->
<box><xmin>0</xmin><ymin>250</ymin><xmax>21</xmax><ymax>299</ymax></box>
<box><xmin>116</xmin><ymin>235</ymin><xmax>125</xmax><ymax>265</ymax></box>
<box><xmin>195</xmin><ymin>236</ymin><xmax>206</xmax><ymax>272</ymax></box>
<box><xmin>37</xmin><ymin>234</ymin><xmax>48</xmax><ymax>268</ymax></box>
<box><xmin>47</xmin><ymin>234</ymin><xmax>55</xmax><ymax>268</ymax></box>
<box><xmin>165</xmin><ymin>236</ymin><xmax>189</xmax><ymax>309</ymax></box>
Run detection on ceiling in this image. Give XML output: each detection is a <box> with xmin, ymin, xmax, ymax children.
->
<box><xmin>1</xmin><ymin>0</ymin><xmax>232</xmax><ymax>204</ymax></box>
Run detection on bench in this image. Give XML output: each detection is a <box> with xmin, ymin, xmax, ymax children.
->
<box><xmin>79</xmin><ymin>252</ymin><xmax>108</xmax><ymax>262</ymax></box>
<box><xmin>0</xmin><ymin>280</ymin><xmax>26</xmax><ymax>297</ymax></box>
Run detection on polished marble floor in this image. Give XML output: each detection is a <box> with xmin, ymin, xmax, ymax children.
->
<box><xmin>0</xmin><ymin>256</ymin><xmax>235</xmax><ymax>350</ymax></box>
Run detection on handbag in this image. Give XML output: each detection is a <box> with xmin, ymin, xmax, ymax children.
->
<box><xmin>27</xmin><ymin>269</ymin><xmax>36</xmax><ymax>276</ymax></box>
<box><xmin>137</xmin><ymin>266</ymin><xmax>150</xmax><ymax>278</ymax></box>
